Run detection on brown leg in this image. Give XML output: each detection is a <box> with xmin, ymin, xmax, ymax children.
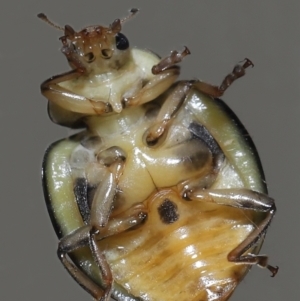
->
<box><xmin>184</xmin><ymin>188</ymin><xmax>278</xmax><ymax>276</ymax></box>
<box><xmin>41</xmin><ymin>70</ymin><xmax>112</xmax><ymax>115</ymax></box>
<box><xmin>91</xmin><ymin>146</ymin><xmax>126</xmax><ymax>227</ymax></box>
<box><xmin>57</xmin><ymin>226</ymin><xmax>104</xmax><ymax>299</ymax></box>
<box><xmin>124</xmin><ymin>68</ymin><xmax>180</xmax><ymax>107</ymax></box>
<box><xmin>152</xmin><ymin>46</ymin><xmax>191</xmax><ymax>74</ymax></box>
<box><xmin>57</xmin><ymin>203</ymin><xmax>147</xmax><ymax>301</ymax></box>
<box><xmin>194</xmin><ymin>58</ymin><xmax>254</xmax><ymax>98</ymax></box>
<box><xmin>142</xmin><ymin>59</ymin><xmax>253</xmax><ymax>145</ymax></box>
<box><xmin>123</xmin><ymin>48</ymin><xmax>190</xmax><ymax>108</ymax></box>
<box><xmin>144</xmin><ymin>81</ymin><xmax>193</xmax><ymax>145</ymax></box>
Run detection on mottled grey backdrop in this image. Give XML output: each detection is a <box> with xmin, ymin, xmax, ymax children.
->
<box><xmin>1</xmin><ymin>1</ymin><xmax>298</xmax><ymax>301</ymax></box>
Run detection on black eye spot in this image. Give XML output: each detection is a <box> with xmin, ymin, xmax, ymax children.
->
<box><xmin>84</xmin><ymin>52</ymin><xmax>95</xmax><ymax>63</ymax></box>
<box><xmin>115</xmin><ymin>33</ymin><xmax>129</xmax><ymax>50</ymax></box>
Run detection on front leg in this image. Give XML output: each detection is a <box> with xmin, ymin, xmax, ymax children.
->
<box><xmin>41</xmin><ymin>69</ymin><xmax>112</xmax><ymax>115</ymax></box>
<box><xmin>126</xmin><ymin>53</ymin><xmax>252</xmax><ymax>108</ymax></box>
<box><xmin>140</xmin><ymin>58</ymin><xmax>253</xmax><ymax>145</ymax></box>
<box><xmin>184</xmin><ymin>188</ymin><xmax>278</xmax><ymax>277</ymax></box>
<box><xmin>125</xmin><ymin>47</ymin><xmax>190</xmax><ymax>108</ymax></box>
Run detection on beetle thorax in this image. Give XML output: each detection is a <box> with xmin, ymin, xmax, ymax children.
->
<box><xmin>86</xmin><ymin>105</ymin><xmax>147</xmax><ymax>137</ymax></box>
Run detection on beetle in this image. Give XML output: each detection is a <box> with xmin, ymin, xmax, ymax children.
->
<box><xmin>39</xmin><ymin>9</ymin><xmax>278</xmax><ymax>301</ymax></box>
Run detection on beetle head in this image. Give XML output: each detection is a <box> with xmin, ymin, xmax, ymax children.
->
<box><xmin>38</xmin><ymin>9</ymin><xmax>138</xmax><ymax>74</ymax></box>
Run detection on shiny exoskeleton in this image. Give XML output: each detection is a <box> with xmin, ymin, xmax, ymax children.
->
<box><xmin>39</xmin><ymin>9</ymin><xmax>278</xmax><ymax>301</ymax></box>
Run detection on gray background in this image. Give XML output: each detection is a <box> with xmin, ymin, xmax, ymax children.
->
<box><xmin>1</xmin><ymin>1</ymin><xmax>298</xmax><ymax>300</ymax></box>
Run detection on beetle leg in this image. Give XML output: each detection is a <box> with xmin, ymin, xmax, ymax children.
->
<box><xmin>57</xmin><ymin>203</ymin><xmax>147</xmax><ymax>301</ymax></box>
<box><xmin>184</xmin><ymin>188</ymin><xmax>278</xmax><ymax>276</ymax></box>
<box><xmin>144</xmin><ymin>81</ymin><xmax>193</xmax><ymax>145</ymax></box>
<box><xmin>177</xmin><ymin>153</ymin><xmax>224</xmax><ymax>192</ymax></box>
<box><xmin>72</xmin><ymin>146</ymin><xmax>125</xmax><ymax>297</ymax></box>
<box><xmin>57</xmin><ymin>226</ymin><xmax>101</xmax><ymax>299</ymax></box>
<box><xmin>88</xmin><ymin>203</ymin><xmax>148</xmax><ymax>300</ymax></box>
<box><xmin>41</xmin><ymin>69</ymin><xmax>112</xmax><ymax>115</ymax></box>
<box><xmin>90</xmin><ymin>147</ymin><xmax>126</xmax><ymax>227</ymax></box>
<box><xmin>88</xmin><ymin>202</ymin><xmax>147</xmax><ymax>301</ymax></box>
<box><xmin>124</xmin><ymin>69</ymin><xmax>180</xmax><ymax>107</ymax></box>
<box><xmin>124</xmin><ymin>48</ymin><xmax>190</xmax><ymax>108</ymax></box>
<box><xmin>98</xmin><ymin>202</ymin><xmax>148</xmax><ymax>238</ymax></box>
<box><xmin>71</xmin><ymin>145</ymin><xmax>126</xmax><ymax>226</ymax></box>
<box><xmin>152</xmin><ymin>46</ymin><xmax>191</xmax><ymax>74</ymax></box>
<box><xmin>193</xmin><ymin>58</ymin><xmax>254</xmax><ymax>97</ymax></box>
<box><xmin>58</xmin><ymin>145</ymin><xmax>129</xmax><ymax>300</ymax></box>
<box><xmin>57</xmin><ymin>174</ymin><xmax>117</xmax><ymax>301</ymax></box>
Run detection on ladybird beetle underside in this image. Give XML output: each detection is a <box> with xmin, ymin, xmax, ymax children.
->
<box><xmin>40</xmin><ymin>9</ymin><xmax>277</xmax><ymax>301</ymax></box>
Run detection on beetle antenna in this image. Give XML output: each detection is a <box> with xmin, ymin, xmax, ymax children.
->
<box><xmin>37</xmin><ymin>13</ymin><xmax>64</xmax><ymax>31</ymax></box>
<box><xmin>121</xmin><ymin>8</ymin><xmax>139</xmax><ymax>24</ymax></box>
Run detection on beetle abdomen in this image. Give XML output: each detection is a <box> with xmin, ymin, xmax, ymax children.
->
<box><xmin>101</xmin><ymin>188</ymin><xmax>254</xmax><ymax>301</ymax></box>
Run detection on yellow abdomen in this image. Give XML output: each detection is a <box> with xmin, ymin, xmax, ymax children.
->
<box><xmin>101</xmin><ymin>188</ymin><xmax>254</xmax><ymax>301</ymax></box>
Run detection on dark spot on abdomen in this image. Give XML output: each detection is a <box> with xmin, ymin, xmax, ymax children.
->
<box><xmin>158</xmin><ymin>199</ymin><xmax>179</xmax><ymax>224</ymax></box>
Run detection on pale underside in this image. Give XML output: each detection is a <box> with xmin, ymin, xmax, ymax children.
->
<box><xmin>45</xmin><ymin>126</ymin><xmax>261</xmax><ymax>300</ymax></box>
<box><xmin>40</xmin><ymin>21</ymin><xmax>269</xmax><ymax>300</ymax></box>
<box><xmin>46</xmin><ymin>137</ymin><xmax>257</xmax><ymax>301</ymax></box>
<box><xmin>44</xmin><ymin>88</ymin><xmax>265</xmax><ymax>301</ymax></box>
<box><xmin>101</xmin><ymin>188</ymin><xmax>255</xmax><ymax>301</ymax></box>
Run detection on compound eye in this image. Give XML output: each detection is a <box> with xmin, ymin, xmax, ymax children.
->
<box><xmin>115</xmin><ymin>33</ymin><xmax>129</xmax><ymax>50</ymax></box>
<box><xmin>84</xmin><ymin>52</ymin><xmax>95</xmax><ymax>63</ymax></box>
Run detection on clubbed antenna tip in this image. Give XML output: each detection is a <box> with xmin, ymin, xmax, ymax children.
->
<box><xmin>37</xmin><ymin>13</ymin><xmax>64</xmax><ymax>31</ymax></box>
<box><xmin>121</xmin><ymin>8</ymin><xmax>139</xmax><ymax>24</ymax></box>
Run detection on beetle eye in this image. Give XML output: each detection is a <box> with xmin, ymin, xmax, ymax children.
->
<box><xmin>84</xmin><ymin>52</ymin><xmax>95</xmax><ymax>63</ymax></box>
<box><xmin>115</xmin><ymin>33</ymin><xmax>129</xmax><ymax>50</ymax></box>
